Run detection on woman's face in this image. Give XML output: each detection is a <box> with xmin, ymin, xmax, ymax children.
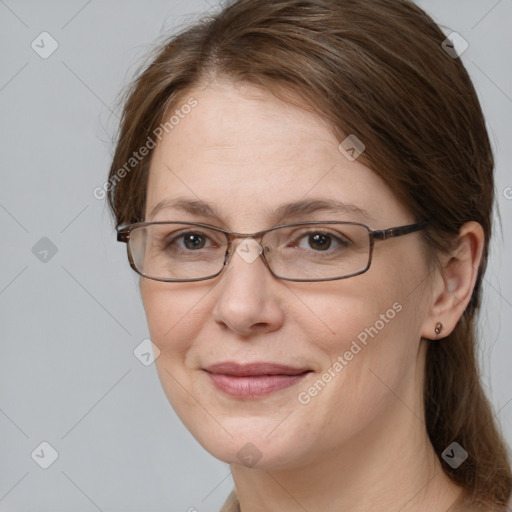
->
<box><xmin>141</xmin><ymin>80</ymin><xmax>432</xmax><ymax>470</ymax></box>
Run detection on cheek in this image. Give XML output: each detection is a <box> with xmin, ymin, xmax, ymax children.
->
<box><xmin>140</xmin><ymin>281</ymin><xmax>210</xmax><ymax>421</ymax></box>
<box><xmin>300</xmin><ymin>273</ymin><xmax>410</xmax><ymax>360</ymax></box>
<box><xmin>298</xmin><ymin>258</ymin><xmax>427</xmax><ymax>419</ymax></box>
<box><xmin>140</xmin><ymin>281</ymin><xmax>206</xmax><ymax>360</ymax></box>
<box><xmin>282</xmin><ymin>295</ymin><xmax>414</xmax><ymax>456</ymax></box>
<box><xmin>298</xmin><ymin>257</ymin><xmax>424</xmax><ymax>391</ymax></box>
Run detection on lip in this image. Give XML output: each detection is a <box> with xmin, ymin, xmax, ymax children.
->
<box><xmin>205</xmin><ymin>362</ymin><xmax>311</xmax><ymax>376</ymax></box>
<box><xmin>204</xmin><ymin>362</ymin><xmax>312</xmax><ymax>398</ymax></box>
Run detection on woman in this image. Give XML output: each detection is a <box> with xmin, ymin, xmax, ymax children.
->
<box><xmin>107</xmin><ymin>0</ymin><xmax>511</xmax><ymax>510</ymax></box>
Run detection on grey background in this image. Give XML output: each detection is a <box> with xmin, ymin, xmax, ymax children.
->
<box><xmin>0</xmin><ymin>1</ymin><xmax>511</xmax><ymax>511</ymax></box>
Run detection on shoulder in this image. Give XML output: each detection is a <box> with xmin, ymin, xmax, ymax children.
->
<box><xmin>219</xmin><ymin>489</ymin><xmax>240</xmax><ymax>512</ymax></box>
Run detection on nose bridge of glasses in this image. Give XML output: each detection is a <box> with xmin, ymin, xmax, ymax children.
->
<box><xmin>224</xmin><ymin>228</ymin><xmax>268</xmax><ymax>252</ymax></box>
<box><xmin>223</xmin><ymin>232</ymin><xmax>267</xmax><ymax>271</ymax></box>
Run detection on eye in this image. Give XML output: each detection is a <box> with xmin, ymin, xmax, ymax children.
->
<box><xmin>182</xmin><ymin>232</ymin><xmax>208</xmax><ymax>250</ymax></box>
<box><xmin>305</xmin><ymin>232</ymin><xmax>332</xmax><ymax>251</ymax></box>
<box><xmin>166</xmin><ymin>231</ymin><xmax>213</xmax><ymax>251</ymax></box>
<box><xmin>293</xmin><ymin>230</ymin><xmax>351</xmax><ymax>252</ymax></box>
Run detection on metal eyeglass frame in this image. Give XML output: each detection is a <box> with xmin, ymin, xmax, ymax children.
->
<box><xmin>117</xmin><ymin>220</ymin><xmax>428</xmax><ymax>283</ymax></box>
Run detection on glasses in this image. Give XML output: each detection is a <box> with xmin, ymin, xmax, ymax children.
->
<box><xmin>117</xmin><ymin>220</ymin><xmax>427</xmax><ymax>282</ymax></box>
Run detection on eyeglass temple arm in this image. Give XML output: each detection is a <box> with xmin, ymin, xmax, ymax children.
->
<box><xmin>373</xmin><ymin>222</ymin><xmax>427</xmax><ymax>241</ymax></box>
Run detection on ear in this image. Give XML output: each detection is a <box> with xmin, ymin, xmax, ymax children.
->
<box><xmin>420</xmin><ymin>221</ymin><xmax>485</xmax><ymax>340</ymax></box>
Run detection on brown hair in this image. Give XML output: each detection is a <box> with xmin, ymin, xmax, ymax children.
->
<box><xmin>107</xmin><ymin>0</ymin><xmax>511</xmax><ymax>508</ymax></box>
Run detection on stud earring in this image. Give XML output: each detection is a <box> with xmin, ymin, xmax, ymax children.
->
<box><xmin>435</xmin><ymin>322</ymin><xmax>443</xmax><ymax>336</ymax></box>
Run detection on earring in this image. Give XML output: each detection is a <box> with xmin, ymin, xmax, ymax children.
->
<box><xmin>435</xmin><ymin>322</ymin><xmax>443</xmax><ymax>336</ymax></box>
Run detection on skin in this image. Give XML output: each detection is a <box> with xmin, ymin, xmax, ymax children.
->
<box><xmin>140</xmin><ymin>78</ymin><xmax>484</xmax><ymax>512</ymax></box>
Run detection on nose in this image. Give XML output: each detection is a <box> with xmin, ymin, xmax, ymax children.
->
<box><xmin>211</xmin><ymin>238</ymin><xmax>285</xmax><ymax>337</ymax></box>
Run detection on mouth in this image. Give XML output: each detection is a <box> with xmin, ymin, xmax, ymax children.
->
<box><xmin>203</xmin><ymin>362</ymin><xmax>313</xmax><ymax>398</ymax></box>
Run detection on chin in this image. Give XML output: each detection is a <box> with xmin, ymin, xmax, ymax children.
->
<box><xmin>184</xmin><ymin>419</ymin><xmax>315</xmax><ymax>470</ymax></box>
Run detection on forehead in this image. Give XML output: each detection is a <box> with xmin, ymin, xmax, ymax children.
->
<box><xmin>145</xmin><ymin>80</ymin><xmax>409</xmax><ymax>229</ymax></box>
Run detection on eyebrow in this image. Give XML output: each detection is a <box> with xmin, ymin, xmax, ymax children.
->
<box><xmin>148</xmin><ymin>197</ymin><xmax>371</xmax><ymax>223</ymax></box>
